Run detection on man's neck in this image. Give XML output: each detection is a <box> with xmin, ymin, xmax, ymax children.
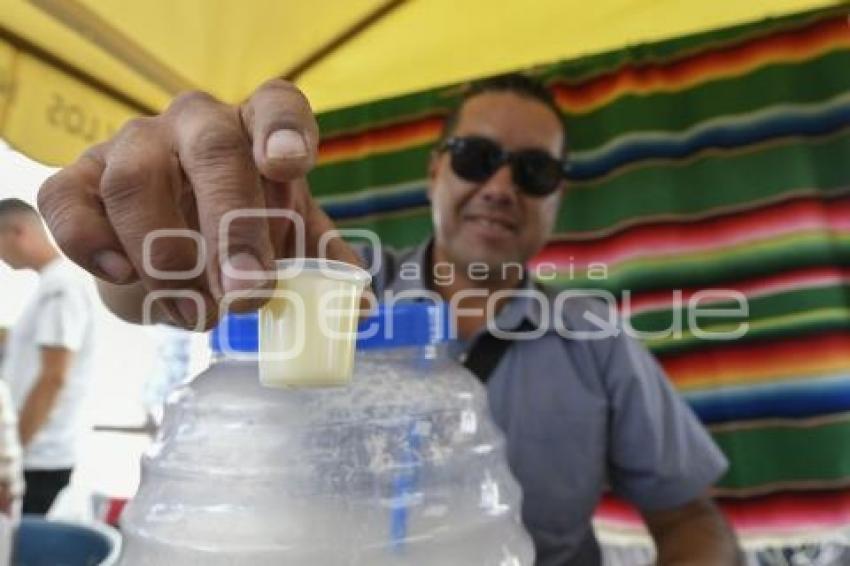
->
<box><xmin>430</xmin><ymin>243</ymin><xmax>524</xmax><ymax>341</ymax></box>
<box><xmin>31</xmin><ymin>247</ymin><xmax>60</xmax><ymax>272</ymax></box>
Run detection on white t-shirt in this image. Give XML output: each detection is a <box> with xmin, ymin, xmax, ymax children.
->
<box><xmin>1</xmin><ymin>258</ymin><xmax>97</xmax><ymax>470</ymax></box>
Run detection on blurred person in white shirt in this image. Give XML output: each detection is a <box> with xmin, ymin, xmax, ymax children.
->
<box><xmin>0</xmin><ymin>198</ymin><xmax>96</xmax><ymax>515</ymax></box>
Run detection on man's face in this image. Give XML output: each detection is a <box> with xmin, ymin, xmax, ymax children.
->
<box><xmin>0</xmin><ymin>221</ymin><xmax>26</xmax><ymax>269</ymax></box>
<box><xmin>428</xmin><ymin>92</ymin><xmax>565</xmax><ymax>273</ymax></box>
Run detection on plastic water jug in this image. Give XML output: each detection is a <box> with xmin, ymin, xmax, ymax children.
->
<box><xmin>119</xmin><ymin>303</ymin><xmax>533</xmax><ymax>565</ymax></box>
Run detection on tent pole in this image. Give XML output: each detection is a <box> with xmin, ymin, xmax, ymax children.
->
<box><xmin>284</xmin><ymin>0</ymin><xmax>409</xmax><ymax>83</ymax></box>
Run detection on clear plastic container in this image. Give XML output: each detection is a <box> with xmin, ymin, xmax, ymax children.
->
<box><xmin>257</xmin><ymin>258</ymin><xmax>370</xmax><ymax>388</ymax></box>
<box><xmin>119</xmin><ymin>303</ymin><xmax>534</xmax><ymax>565</ymax></box>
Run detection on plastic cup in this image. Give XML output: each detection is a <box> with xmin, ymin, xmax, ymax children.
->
<box><xmin>258</xmin><ymin>258</ymin><xmax>370</xmax><ymax>388</ymax></box>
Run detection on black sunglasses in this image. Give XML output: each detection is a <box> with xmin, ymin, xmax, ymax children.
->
<box><xmin>438</xmin><ymin>136</ymin><xmax>567</xmax><ymax>197</ymax></box>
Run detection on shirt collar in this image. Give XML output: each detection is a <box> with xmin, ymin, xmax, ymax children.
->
<box><xmin>38</xmin><ymin>256</ymin><xmax>65</xmax><ymax>277</ymax></box>
<box><xmin>385</xmin><ymin>238</ymin><xmax>545</xmax><ymax>332</ymax></box>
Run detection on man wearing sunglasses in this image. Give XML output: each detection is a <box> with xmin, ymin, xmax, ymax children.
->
<box><xmin>360</xmin><ymin>75</ymin><xmax>739</xmax><ymax>565</ymax></box>
<box><xmin>38</xmin><ymin>73</ymin><xmax>740</xmax><ymax>565</ymax></box>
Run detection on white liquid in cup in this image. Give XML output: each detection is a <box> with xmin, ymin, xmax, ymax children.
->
<box><xmin>258</xmin><ymin>259</ymin><xmax>370</xmax><ymax>388</ymax></box>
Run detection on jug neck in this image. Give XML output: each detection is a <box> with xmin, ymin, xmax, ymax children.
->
<box><xmin>209</xmin><ymin>342</ymin><xmax>453</xmax><ymax>365</ymax></box>
<box><xmin>356</xmin><ymin>341</ymin><xmax>452</xmax><ymax>363</ymax></box>
<box><xmin>209</xmin><ymin>351</ymin><xmax>256</xmax><ymax>364</ymax></box>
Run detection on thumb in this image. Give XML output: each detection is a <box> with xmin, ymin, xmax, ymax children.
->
<box><xmin>241</xmin><ymin>79</ymin><xmax>319</xmax><ymax>182</ymax></box>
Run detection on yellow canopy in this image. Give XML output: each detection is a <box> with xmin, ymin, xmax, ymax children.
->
<box><xmin>0</xmin><ymin>0</ymin><xmax>843</xmax><ymax>165</ymax></box>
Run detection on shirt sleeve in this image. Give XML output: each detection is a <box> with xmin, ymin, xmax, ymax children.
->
<box><xmin>604</xmin><ymin>330</ymin><xmax>728</xmax><ymax>511</ymax></box>
<box><xmin>34</xmin><ymin>285</ymin><xmax>90</xmax><ymax>352</ymax></box>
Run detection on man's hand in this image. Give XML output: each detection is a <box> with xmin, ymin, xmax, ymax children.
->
<box><xmin>19</xmin><ymin>346</ymin><xmax>73</xmax><ymax>447</ymax></box>
<box><xmin>643</xmin><ymin>495</ymin><xmax>742</xmax><ymax>565</ymax></box>
<box><xmin>38</xmin><ymin>80</ymin><xmax>322</xmax><ymax>330</ymax></box>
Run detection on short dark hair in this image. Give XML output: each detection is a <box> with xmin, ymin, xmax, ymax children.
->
<box><xmin>438</xmin><ymin>73</ymin><xmax>567</xmax><ymax>157</ymax></box>
<box><xmin>0</xmin><ymin>198</ymin><xmax>38</xmax><ymax>220</ymax></box>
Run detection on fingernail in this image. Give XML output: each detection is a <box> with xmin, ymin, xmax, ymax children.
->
<box><xmin>222</xmin><ymin>252</ymin><xmax>264</xmax><ymax>294</ymax></box>
<box><xmin>94</xmin><ymin>250</ymin><xmax>134</xmax><ymax>282</ymax></box>
<box><xmin>266</xmin><ymin>130</ymin><xmax>307</xmax><ymax>160</ymax></box>
<box><xmin>176</xmin><ymin>298</ymin><xmax>198</xmax><ymax>325</ymax></box>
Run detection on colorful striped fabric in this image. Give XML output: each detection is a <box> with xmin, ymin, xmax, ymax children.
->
<box><xmin>310</xmin><ymin>5</ymin><xmax>850</xmax><ymax>550</ymax></box>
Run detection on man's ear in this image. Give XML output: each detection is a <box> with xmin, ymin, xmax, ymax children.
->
<box><xmin>558</xmin><ymin>181</ymin><xmax>568</xmax><ymax>199</ymax></box>
<box><xmin>426</xmin><ymin>151</ymin><xmax>440</xmax><ymax>201</ymax></box>
<box><xmin>545</xmin><ymin>182</ymin><xmax>567</xmax><ymax>206</ymax></box>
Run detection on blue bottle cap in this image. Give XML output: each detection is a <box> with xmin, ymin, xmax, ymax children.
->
<box><xmin>356</xmin><ymin>302</ymin><xmax>448</xmax><ymax>350</ymax></box>
<box><xmin>210</xmin><ymin>302</ymin><xmax>449</xmax><ymax>354</ymax></box>
<box><xmin>209</xmin><ymin>311</ymin><xmax>259</xmax><ymax>353</ymax></box>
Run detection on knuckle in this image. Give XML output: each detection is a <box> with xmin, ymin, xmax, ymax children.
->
<box><xmin>79</xmin><ymin>142</ymin><xmax>110</xmax><ymax>168</ymax></box>
<box><xmin>169</xmin><ymin>90</ymin><xmax>220</xmax><ymax>114</ymax></box>
<box><xmin>50</xmin><ymin>212</ymin><xmax>88</xmax><ymax>249</ymax></box>
<box><xmin>257</xmin><ymin>78</ymin><xmax>300</xmax><ymax>97</ymax></box>
<box><xmin>100</xmin><ymin>158</ymin><xmax>153</xmax><ymax>204</ymax></box>
<box><xmin>116</xmin><ymin>116</ymin><xmax>158</xmax><ymax>140</ymax></box>
<box><xmin>215</xmin><ymin>209</ymin><xmax>271</xmax><ymax>256</ymax></box>
<box><xmin>215</xmin><ymin>212</ymin><xmax>269</xmax><ymax>256</ymax></box>
<box><xmin>188</xmin><ymin>123</ymin><xmax>248</xmax><ymax>165</ymax></box>
<box><xmin>223</xmin><ymin>218</ymin><xmax>267</xmax><ymax>248</ymax></box>
<box><xmin>144</xmin><ymin>240</ymin><xmax>200</xmax><ymax>276</ymax></box>
<box><xmin>100</xmin><ymin>119</ymin><xmax>168</xmax><ymax>204</ymax></box>
<box><xmin>44</xmin><ymin>201</ymin><xmax>94</xmax><ymax>260</ymax></box>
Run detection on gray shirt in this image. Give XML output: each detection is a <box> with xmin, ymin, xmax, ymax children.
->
<box><xmin>361</xmin><ymin>240</ymin><xmax>728</xmax><ymax>565</ymax></box>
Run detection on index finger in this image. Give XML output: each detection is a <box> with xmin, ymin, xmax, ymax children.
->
<box><xmin>170</xmin><ymin>92</ymin><xmax>277</xmax><ymax>307</ymax></box>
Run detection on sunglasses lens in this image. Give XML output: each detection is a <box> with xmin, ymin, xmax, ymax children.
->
<box><xmin>513</xmin><ymin>151</ymin><xmax>562</xmax><ymax>196</ymax></box>
<box><xmin>449</xmin><ymin>137</ymin><xmax>501</xmax><ymax>183</ymax></box>
<box><xmin>444</xmin><ymin>137</ymin><xmax>563</xmax><ymax>196</ymax></box>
